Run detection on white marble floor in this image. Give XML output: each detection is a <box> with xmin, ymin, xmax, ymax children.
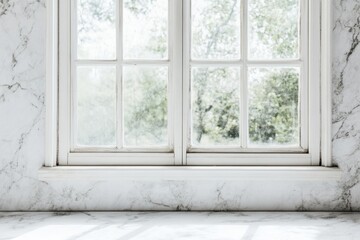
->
<box><xmin>0</xmin><ymin>212</ymin><xmax>359</xmax><ymax>240</ymax></box>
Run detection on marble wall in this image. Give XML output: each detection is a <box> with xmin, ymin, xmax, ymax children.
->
<box><xmin>0</xmin><ymin>0</ymin><xmax>359</xmax><ymax>211</ymax></box>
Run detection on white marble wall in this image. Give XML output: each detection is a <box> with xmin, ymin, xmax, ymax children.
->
<box><xmin>0</xmin><ymin>0</ymin><xmax>359</xmax><ymax>211</ymax></box>
<box><xmin>332</xmin><ymin>0</ymin><xmax>360</xmax><ymax>210</ymax></box>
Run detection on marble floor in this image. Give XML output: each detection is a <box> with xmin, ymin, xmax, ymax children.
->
<box><xmin>0</xmin><ymin>212</ymin><xmax>359</xmax><ymax>240</ymax></box>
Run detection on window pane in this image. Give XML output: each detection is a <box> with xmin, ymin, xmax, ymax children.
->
<box><xmin>77</xmin><ymin>0</ymin><xmax>116</xmax><ymax>60</ymax></box>
<box><xmin>191</xmin><ymin>0</ymin><xmax>241</xmax><ymax>60</ymax></box>
<box><xmin>249</xmin><ymin>67</ymin><xmax>299</xmax><ymax>147</ymax></box>
<box><xmin>77</xmin><ymin>66</ymin><xmax>116</xmax><ymax>146</ymax></box>
<box><xmin>123</xmin><ymin>66</ymin><xmax>168</xmax><ymax>147</ymax></box>
<box><xmin>191</xmin><ymin>67</ymin><xmax>240</xmax><ymax>146</ymax></box>
<box><xmin>248</xmin><ymin>0</ymin><xmax>300</xmax><ymax>60</ymax></box>
<box><xmin>123</xmin><ymin>0</ymin><xmax>168</xmax><ymax>59</ymax></box>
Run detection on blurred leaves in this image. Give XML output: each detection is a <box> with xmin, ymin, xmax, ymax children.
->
<box><xmin>192</xmin><ymin>68</ymin><xmax>240</xmax><ymax>146</ymax></box>
<box><xmin>124</xmin><ymin>67</ymin><xmax>168</xmax><ymax>146</ymax></box>
<box><xmin>192</xmin><ymin>0</ymin><xmax>240</xmax><ymax>59</ymax></box>
<box><xmin>249</xmin><ymin>0</ymin><xmax>299</xmax><ymax>59</ymax></box>
<box><xmin>77</xmin><ymin>0</ymin><xmax>116</xmax><ymax>59</ymax></box>
<box><xmin>249</xmin><ymin>68</ymin><xmax>299</xmax><ymax>145</ymax></box>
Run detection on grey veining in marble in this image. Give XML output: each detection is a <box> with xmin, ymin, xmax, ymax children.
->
<box><xmin>332</xmin><ymin>0</ymin><xmax>360</xmax><ymax>211</ymax></box>
<box><xmin>1</xmin><ymin>212</ymin><xmax>360</xmax><ymax>240</ymax></box>
<box><xmin>0</xmin><ymin>0</ymin><xmax>360</xmax><ymax>211</ymax></box>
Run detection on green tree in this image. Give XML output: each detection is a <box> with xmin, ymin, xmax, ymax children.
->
<box><xmin>249</xmin><ymin>69</ymin><xmax>299</xmax><ymax>145</ymax></box>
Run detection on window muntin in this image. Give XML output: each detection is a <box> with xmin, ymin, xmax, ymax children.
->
<box><xmin>59</xmin><ymin>0</ymin><xmax>320</xmax><ymax>165</ymax></box>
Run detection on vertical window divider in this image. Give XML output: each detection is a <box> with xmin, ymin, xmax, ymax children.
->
<box><xmin>240</xmin><ymin>0</ymin><xmax>248</xmax><ymax>149</ymax></box>
<box><xmin>300</xmin><ymin>0</ymin><xmax>309</xmax><ymax>151</ymax></box>
<box><xmin>58</xmin><ymin>0</ymin><xmax>71</xmax><ymax>164</ymax></box>
<box><xmin>172</xmin><ymin>0</ymin><xmax>183</xmax><ymax>165</ymax></box>
<box><xmin>168</xmin><ymin>0</ymin><xmax>174</xmax><ymax>160</ymax></box>
<box><xmin>183</xmin><ymin>0</ymin><xmax>191</xmax><ymax>165</ymax></box>
<box><xmin>70</xmin><ymin>0</ymin><xmax>78</xmax><ymax>152</ymax></box>
<box><xmin>308</xmin><ymin>0</ymin><xmax>321</xmax><ymax>165</ymax></box>
<box><xmin>116</xmin><ymin>0</ymin><xmax>124</xmax><ymax>150</ymax></box>
<box><xmin>165</xmin><ymin>0</ymin><xmax>176</xmax><ymax>162</ymax></box>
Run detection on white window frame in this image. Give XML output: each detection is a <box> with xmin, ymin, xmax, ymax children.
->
<box><xmin>46</xmin><ymin>0</ymin><xmax>332</xmax><ymax>167</ymax></box>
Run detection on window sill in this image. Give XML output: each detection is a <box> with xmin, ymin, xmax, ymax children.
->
<box><xmin>38</xmin><ymin>166</ymin><xmax>341</xmax><ymax>181</ymax></box>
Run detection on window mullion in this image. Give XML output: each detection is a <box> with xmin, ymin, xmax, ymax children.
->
<box><xmin>308</xmin><ymin>0</ymin><xmax>321</xmax><ymax>165</ymax></box>
<box><xmin>240</xmin><ymin>0</ymin><xmax>248</xmax><ymax>149</ymax></box>
<box><xmin>300</xmin><ymin>0</ymin><xmax>309</xmax><ymax>151</ymax></box>
<box><xmin>183</xmin><ymin>0</ymin><xmax>191</xmax><ymax>165</ymax></box>
<box><xmin>116</xmin><ymin>0</ymin><xmax>124</xmax><ymax>150</ymax></box>
<box><xmin>58</xmin><ymin>0</ymin><xmax>71</xmax><ymax>164</ymax></box>
<box><xmin>171</xmin><ymin>0</ymin><xmax>183</xmax><ymax>165</ymax></box>
<box><xmin>70</xmin><ymin>0</ymin><xmax>78</xmax><ymax>152</ymax></box>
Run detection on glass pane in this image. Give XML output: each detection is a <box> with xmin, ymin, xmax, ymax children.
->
<box><xmin>191</xmin><ymin>67</ymin><xmax>240</xmax><ymax>146</ymax></box>
<box><xmin>123</xmin><ymin>0</ymin><xmax>168</xmax><ymax>59</ymax></box>
<box><xmin>123</xmin><ymin>66</ymin><xmax>168</xmax><ymax>147</ymax></box>
<box><xmin>248</xmin><ymin>0</ymin><xmax>300</xmax><ymax>60</ymax></box>
<box><xmin>77</xmin><ymin>66</ymin><xmax>116</xmax><ymax>146</ymax></box>
<box><xmin>249</xmin><ymin>67</ymin><xmax>300</xmax><ymax>147</ymax></box>
<box><xmin>77</xmin><ymin>0</ymin><xmax>116</xmax><ymax>59</ymax></box>
<box><xmin>191</xmin><ymin>0</ymin><xmax>241</xmax><ymax>60</ymax></box>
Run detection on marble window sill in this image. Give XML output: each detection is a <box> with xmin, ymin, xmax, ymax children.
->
<box><xmin>38</xmin><ymin>166</ymin><xmax>341</xmax><ymax>181</ymax></box>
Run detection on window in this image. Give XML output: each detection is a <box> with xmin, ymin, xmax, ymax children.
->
<box><xmin>58</xmin><ymin>0</ymin><xmax>321</xmax><ymax>166</ymax></box>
